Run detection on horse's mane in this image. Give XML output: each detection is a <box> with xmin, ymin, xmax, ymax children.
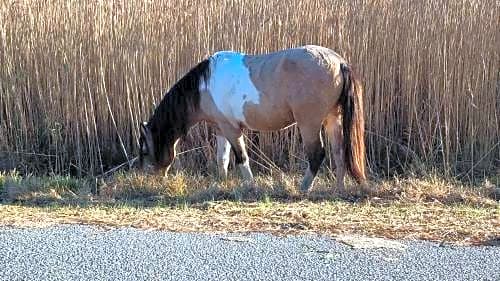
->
<box><xmin>147</xmin><ymin>59</ymin><xmax>211</xmax><ymax>151</ymax></box>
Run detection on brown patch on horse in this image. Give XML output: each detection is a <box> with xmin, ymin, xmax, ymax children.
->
<box><xmin>241</xmin><ymin>53</ymin><xmax>297</xmax><ymax>131</ymax></box>
<box><xmin>242</xmin><ymin>46</ymin><xmax>344</xmax><ymax>131</ymax></box>
<box><xmin>139</xmin><ymin>59</ymin><xmax>210</xmax><ymax>168</ymax></box>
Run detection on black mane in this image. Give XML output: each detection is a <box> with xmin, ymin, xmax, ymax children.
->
<box><xmin>147</xmin><ymin>59</ymin><xmax>211</xmax><ymax>159</ymax></box>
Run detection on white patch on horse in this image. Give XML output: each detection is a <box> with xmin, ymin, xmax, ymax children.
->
<box><xmin>203</xmin><ymin>51</ymin><xmax>261</xmax><ymax>128</ymax></box>
<box><xmin>216</xmin><ymin>135</ymin><xmax>231</xmax><ymax>177</ymax></box>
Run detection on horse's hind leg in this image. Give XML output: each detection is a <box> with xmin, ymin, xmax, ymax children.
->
<box><xmin>298</xmin><ymin>123</ymin><xmax>325</xmax><ymax>192</ymax></box>
<box><xmin>216</xmin><ymin>134</ymin><xmax>231</xmax><ymax>178</ymax></box>
<box><xmin>324</xmin><ymin>111</ymin><xmax>345</xmax><ymax>190</ymax></box>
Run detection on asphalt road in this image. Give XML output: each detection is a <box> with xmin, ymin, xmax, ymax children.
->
<box><xmin>0</xmin><ymin>225</ymin><xmax>498</xmax><ymax>281</ymax></box>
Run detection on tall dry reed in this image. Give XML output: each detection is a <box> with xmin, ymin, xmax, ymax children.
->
<box><xmin>0</xmin><ymin>0</ymin><xmax>498</xmax><ymax>182</ymax></box>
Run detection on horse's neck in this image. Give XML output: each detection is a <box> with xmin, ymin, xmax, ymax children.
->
<box><xmin>152</xmin><ymin>92</ymin><xmax>200</xmax><ymax>139</ymax></box>
<box><xmin>186</xmin><ymin>107</ymin><xmax>205</xmax><ymax>127</ymax></box>
<box><xmin>152</xmin><ymin>58</ymin><xmax>209</xmax><ymax>137</ymax></box>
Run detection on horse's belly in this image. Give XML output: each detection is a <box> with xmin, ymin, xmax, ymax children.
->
<box><xmin>242</xmin><ymin>102</ymin><xmax>295</xmax><ymax>131</ymax></box>
<box><xmin>209</xmin><ymin>84</ymin><xmax>294</xmax><ymax>131</ymax></box>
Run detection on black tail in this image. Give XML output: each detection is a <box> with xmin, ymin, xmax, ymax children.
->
<box><xmin>339</xmin><ymin>63</ymin><xmax>366</xmax><ymax>183</ymax></box>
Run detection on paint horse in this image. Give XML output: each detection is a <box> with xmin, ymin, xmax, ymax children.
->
<box><xmin>139</xmin><ymin>45</ymin><xmax>366</xmax><ymax>191</ymax></box>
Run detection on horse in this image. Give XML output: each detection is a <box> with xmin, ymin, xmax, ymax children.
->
<box><xmin>139</xmin><ymin>45</ymin><xmax>366</xmax><ymax>192</ymax></box>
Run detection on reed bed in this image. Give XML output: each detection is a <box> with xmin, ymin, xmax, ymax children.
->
<box><xmin>0</xmin><ymin>0</ymin><xmax>498</xmax><ymax>182</ymax></box>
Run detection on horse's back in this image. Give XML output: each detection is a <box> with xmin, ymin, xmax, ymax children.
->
<box><xmin>203</xmin><ymin>46</ymin><xmax>346</xmax><ymax>131</ymax></box>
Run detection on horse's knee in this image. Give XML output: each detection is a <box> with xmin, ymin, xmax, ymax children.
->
<box><xmin>226</xmin><ymin>136</ymin><xmax>253</xmax><ymax>181</ymax></box>
<box><xmin>231</xmin><ymin>147</ymin><xmax>245</xmax><ymax>165</ymax></box>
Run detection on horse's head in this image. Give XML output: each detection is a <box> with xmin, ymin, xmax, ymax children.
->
<box><xmin>139</xmin><ymin>122</ymin><xmax>177</xmax><ymax>175</ymax></box>
<box><xmin>138</xmin><ymin>59</ymin><xmax>209</xmax><ymax>175</ymax></box>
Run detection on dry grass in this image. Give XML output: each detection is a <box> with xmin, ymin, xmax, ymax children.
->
<box><xmin>97</xmin><ymin>171</ymin><xmax>500</xmax><ymax>207</ymax></box>
<box><xmin>2</xmin><ymin>170</ymin><xmax>497</xmax><ymax>206</ymax></box>
<box><xmin>0</xmin><ymin>0</ymin><xmax>498</xmax><ymax>181</ymax></box>
<box><xmin>0</xmin><ymin>200</ymin><xmax>498</xmax><ymax>246</ymax></box>
<box><xmin>1</xmin><ymin>171</ymin><xmax>498</xmax><ymax>245</ymax></box>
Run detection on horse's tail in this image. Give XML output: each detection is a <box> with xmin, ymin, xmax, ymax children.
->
<box><xmin>339</xmin><ymin>63</ymin><xmax>366</xmax><ymax>183</ymax></box>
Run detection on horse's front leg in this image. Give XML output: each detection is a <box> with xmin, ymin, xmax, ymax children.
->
<box><xmin>216</xmin><ymin>135</ymin><xmax>231</xmax><ymax>178</ymax></box>
<box><xmin>219</xmin><ymin>127</ymin><xmax>253</xmax><ymax>181</ymax></box>
<box><xmin>231</xmin><ymin>135</ymin><xmax>254</xmax><ymax>181</ymax></box>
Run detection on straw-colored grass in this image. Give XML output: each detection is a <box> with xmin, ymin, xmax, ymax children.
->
<box><xmin>2</xmin><ymin>170</ymin><xmax>498</xmax><ymax>206</ymax></box>
<box><xmin>1</xmin><ymin>198</ymin><xmax>498</xmax><ymax>246</ymax></box>
<box><xmin>1</xmin><ymin>171</ymin><xmax>498</xmax><ymax>245</ymax></box>
<box><xmin>0</xmin><ymin>0</ymin><xmax>498</xmax><ymax>182</ymax></box>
